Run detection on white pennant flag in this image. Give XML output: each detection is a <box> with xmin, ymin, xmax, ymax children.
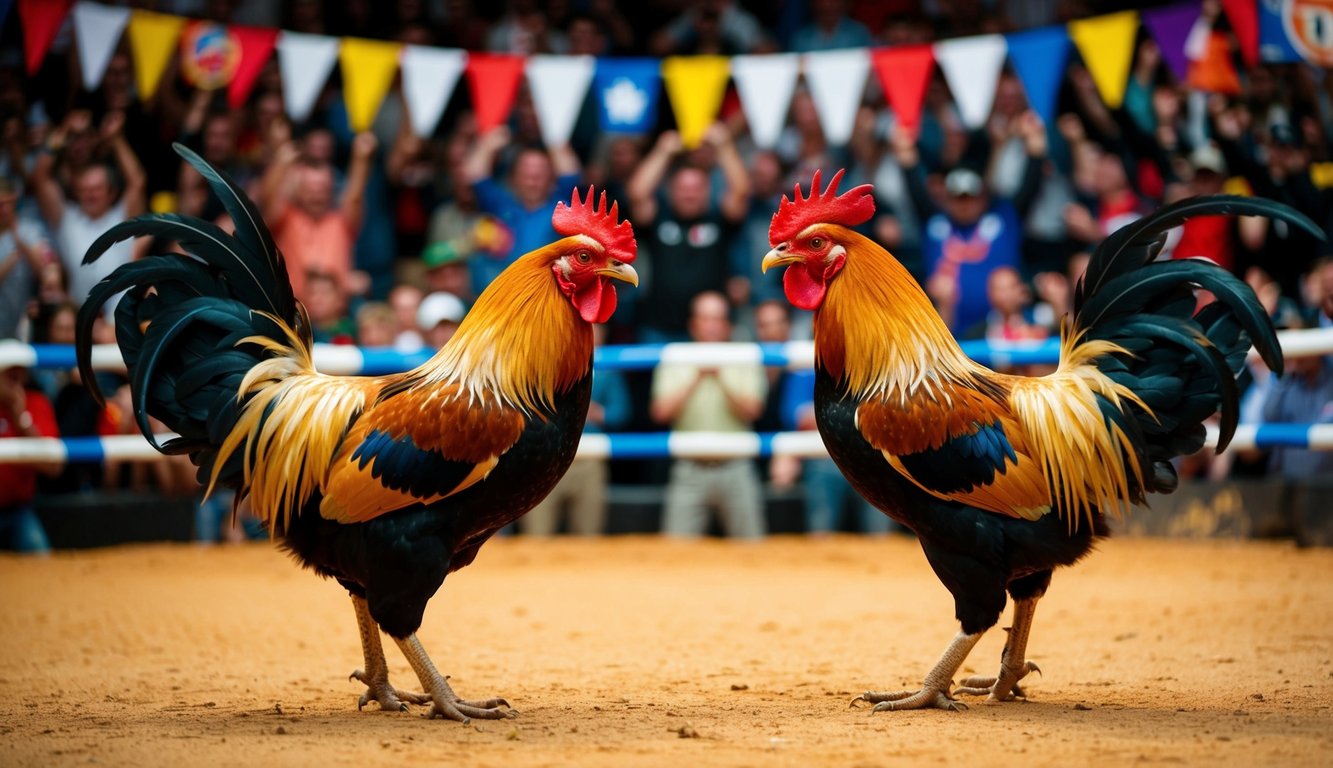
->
<box><xmin>731</xmin><ymin>53</ymin><xmax>800</xmax><ymax>150</ymax></box>
<box><xmin>801</xmin><ymin>49</ymin><xmax>870</xmax><ymax>147</ymax></box>
<box><xmin>934</xmin><ymin>34</ymin><xmax>1009</xmax><ymax>129</ymax></box>
<box><xmin>526</xmin><ymin>55</ymin><xmax>595</xmax><ymax>148</ymax></box>
<box><xmin>276</xmin><ymin>31</ymin><xmax>340</xmax><ymax>123</ymax></box>
<box><xmin>401</xmin><ymin>45</ymin><xmax>465</xmax><ymax>138</ymax></box>
<box><xmin>72</xmin><ymin>1</ymin><xmax>130</xmax><ymax>90</ymax></box>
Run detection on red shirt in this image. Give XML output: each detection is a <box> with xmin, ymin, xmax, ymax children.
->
<box><xmin>0</xmin><ymin>388</ymin><xmax>59</xmax><ymax>507</ymax></box>
<box><xmin>1173</xmin><ymin>215</ymin><xmax>1233</xmax><ymax>271</ymax></box>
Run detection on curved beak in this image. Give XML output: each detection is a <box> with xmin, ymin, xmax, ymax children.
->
<box><xmin>597</xmin><ymin>261</ymin><xmax>639</xmax><ymax>287</ymax></box>
<box><xmin>762</xmin><ymin>247</ymin><xmax>799</xmax><ymax>274</ymax></box>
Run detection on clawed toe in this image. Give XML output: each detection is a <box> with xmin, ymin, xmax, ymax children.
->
<box><xmin>851</xmin><ymin>688</ymin><xmax>965</xmax><ymax>712</ymax></box>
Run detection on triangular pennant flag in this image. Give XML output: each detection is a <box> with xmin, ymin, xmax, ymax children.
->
<box><xmin>730</xmin><ymin>53</ymin><xmax>800</xmax><ymax>150</ymax></box>
<box><xmin>1068</xmin><ymin>10</ymin><xmax>1140</xmax><ymax>109</ymax></box>
<box><xmin>871</xmin><ymin>45</ymin><xmax>934</xmax><ymax>134</ymax></box>
<box><xmin>1257</xmin><ymin>1</ymin><xmax>1302</xmax><ymax>63</ymax></box>
<box><xmin>1141</xmin><ymin>3</ymin><xmax>1200</xmax><ymax>81</ymax></box>
<box><xmin>465</xmin><ymin>53</ymin><xmax>526</xmax><ymax>133</ymax></box>
<box><xmin>127</xmin><ymin>9</ymin><xmax>185</xmax><ymax>100</ymax></box>
<box><xmin>1006</xmin><ymin>26</ymin><xmax>1071</xmax><ymax>127</ymax></box>
<box><xmin>593</xmin><ymin>58</ymin><xmax>661</xmax><ymax>134</ymax></box>
<box><xmin>400</xmin><ymin>45</ymin><xmax>465</xmax><ymax>138</ymax></box>
<box><xmin>801</xmin><ymin>48</ymin><xmax>869</xmax><ymax>146</ymax></box>
<box><xmin>1221</xmin><ymin>0</ymin><xmax>1259</xmax><ymax>67</ymax></box>
<box><xmin>661</xmin><ymin>55</ymin><xmax>731</xmax><ymax>148</ymax></box>
<box><xmin>72</xmin><ymin>1</ymin><xmax>129</xmax><ymax>90</ymax></box>
<box><xmin>18</xmin><ymin>0</ymin><xmax>74</xmax><ymax>75</ymax></box>
<box><xmin>276</xmin><ymin>31</ymin><xmax>339</xmax><ymax>123</ymax></box>
<box><xmin>339</xmin><ymin>37</ymin><xmax>402</xmax><ymax>133</ymax></box>
<box><xmin>526</xmin><ymin>54</ymin><xmax>595</xmax><ymax>147</ymax></box>
<box><xmin>934</xmin><ymin>34</ymin><xmax>1008</xmax><ymax>129</ymax></box>
<box><xmin>227</xmin><ymin>25</ymin><xmax>278</xmax><ymax>109</ymax></box>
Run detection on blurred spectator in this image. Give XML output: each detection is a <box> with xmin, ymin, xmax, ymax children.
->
<box><xmin>462</xmin><ymin>126</ymin><xmax>581</xmax><ymax>295</ymax></box>
<box><xmin>388</xmin><ymin>283</ymin><xmax>426</xmax><ymax>352</ymax></box>
<box><xmin>0</xmin><ymin>178</ymin><xmax>51</xmax><ymax>339</ymax></box>
<box><xmin>896</xmin><ymin>111</ymin><xmax>1048</xmax><ymax>332</ymax></box>
<box><xmin>629</xmin><ymin>125</ymin><xmax>750</xmax><ymax>343</ymax></box>
<box><xmin>1262</xmin><ymin>343</ymin><xmax>1333</xmax><ymax>480</ymax></box>
<box><xmin>0</xmin><ymin>359</ymin><xmax>60</xmax><ymax>554</ymax></box>
<box><xmin>521</xmin><ymin>324</ymin><xmax>630</xmax><ymax>536</ymax></box>
<box><xmin>650</xmin><ymin>291</ymin><xmax>766</xmax><ymax>539</ymax></box>
<box><xmin>486</xmin><ymin>0</ymin><xmax>569</xmax><ymax>54</ymax></box>
<box><xmin>420</xmin><ymin>241</ymin><xmax>475</xmax><ymax>306</ymax></box>
<box><xmin>32</xmin><ymin>109</ymin><xmax>146</xmax><ymax>310</ymax></box>
<box><xmin>790</xmin><ymin>0</ymin><xmax>874</xmax><ymax>52</ymax></box>
<box><xmin>963</xmin><ymin>266</ymin><xmax>1053</xmax><ymax>344</ymax></box>
<box><xmin>650</xmin><ymin>0</ymin><xmax>771</xmax><ymax>56</ymax></box>
<box><xmin>417</xmin><ymin>291</ymin><xmax>467</xmax><ymax>349</ymax></box>
<box><xmin>355</xmin><ymin>301</ymin><xmax>398</xmax><ymax>348</ymax></box>
<box><xmin>304</xmin><ymin>272</ymin><xmax>357</xmax><ymax>344</ymax></box>
<box><xmin>261</xmin><ymin>131</ymin><xmax>377</xmax><ymax>305</ymax></box>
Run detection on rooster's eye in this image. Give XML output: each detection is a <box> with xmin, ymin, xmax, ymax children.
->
<box><xmin>576</xmin><ymin>251</ymin><xmax>591</xmax><ymax>263</ymax></box>
<box><xmin>810</xmin><ymin>237</ymin><xmax>824</xmax><ymax>249</ymax></box>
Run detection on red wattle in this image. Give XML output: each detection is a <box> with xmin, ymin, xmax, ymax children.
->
<box><xmin>783</xmin><ymin>262</ymin><xmax>825</xmax><ymax>310</ymax></box>
<box><xmin>574</xmin><ymin>277</ymin><xmax>617</xmax><ymax>323</ymax></box>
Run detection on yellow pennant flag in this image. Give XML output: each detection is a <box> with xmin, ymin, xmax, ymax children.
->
<box><xmin>340</xmin><ymin>38</ymin><xmax>402</xmax><ymax>133</ymax></box>
<box><xmin>661</xmin><ymin>56</ymin><xmax>731</xmax><ymax>149</ymax></box>
<box><xmin>127</xmin><ymin>10</ymin><xmax>186</xmax><ymax>100</ymax></box>
<box><xmin>1068</xmin><ymin>11</ymin><xmax>1140</xmax><ymax>109</ymax></box>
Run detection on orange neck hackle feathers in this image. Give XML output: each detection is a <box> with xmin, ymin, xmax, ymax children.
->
<box><xmin>553</xmin><ymin>186</ymin><xmax>637</xmax><ymax>265</ymax></box>
<box><xmin>768</xmin><ymin>169</ymin><xmax>876</xmax><ymax>246</ymax></box>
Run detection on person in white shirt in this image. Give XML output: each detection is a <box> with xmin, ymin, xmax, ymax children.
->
<box><xmin>31</xmin><ymin>109</ymin><xmax>146</xmax><ymax>310</ymax></box>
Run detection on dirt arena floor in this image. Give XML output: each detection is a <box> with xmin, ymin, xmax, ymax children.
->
<box><xmin>3</xmin><ymin>535</ymin><xmax>1332</xmax><ymax>767</ymax></box>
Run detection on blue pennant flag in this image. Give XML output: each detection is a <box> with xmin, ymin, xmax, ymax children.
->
<box><xmin>1005</xmin><ymin>26</ymin><xmax>1071</xmax><ymax>129</ymax></box>
<box><xmin>593</xmin><ymin>58</ymin><xmax>661</xmax><ymax>134</ymax></box>
<box><xmin>1258</xmin><ymin>0</ymin><xmax>1302</xmax><ymax>63</ymax></box>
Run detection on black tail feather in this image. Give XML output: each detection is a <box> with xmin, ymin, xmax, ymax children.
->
<box><xmin>73</xmin><ymin>145</ymin><xmax>299</xmax><ymax>492</ymax></box>
<box><xmin>1072</xmin><ymin>194</ymin><xmax>1324</xmax><ymax>493</ymax></box>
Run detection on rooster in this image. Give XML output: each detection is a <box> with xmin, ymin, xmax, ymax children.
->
<box><xmin>74</xmin><ymin>145</ymin><xmax>638</xmax><ymax>722</ymax></box>
<box><xmin>761</xmin><ymin>170</ymin><xmax>1319</xmax><ymax>712</ymax></box>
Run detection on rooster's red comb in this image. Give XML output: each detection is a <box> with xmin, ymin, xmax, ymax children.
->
<box><xmin>552</xmin><ymin>186</ymin><xmax>636</xmax><ymax>263</ymax></box>
<box><xmin>768</xmin><ymin>169</ymin><xmax>875</xmax><ymax>246</ymax></box>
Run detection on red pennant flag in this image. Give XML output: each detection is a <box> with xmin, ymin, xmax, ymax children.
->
<box><xmin>1220</xmin><ymin>0</ymin><xmax>1258</xmax><ymax>68</ymax></box>
<box><xmin>228</xmin><ymin>26</ymin><xmax>278</xmax><ymax>110</ymax></box>
<box><xmin>871</xmin><ymin>45</ymin><xmax>934</xmax><ymax>135</ymax></box>
<box><xmin>18</xmin><ymin>0</ymin><xmax>74</xmax><ymax>75</ymax></box>
<box><xmin>466</xmin><ymin>53</ymin><xmax>525</xmax><ymax>133</ymax></box>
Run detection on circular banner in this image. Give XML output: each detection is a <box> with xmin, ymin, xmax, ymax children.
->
<box><xmin>1283</xmin><ymin>0</ymin><xmax>1333</xmax><ymax>67</ymax></box>
<box><xmin>180</xmin><ymin>22</ymin><xmax>239</xmax><ymax>91</ymax></box>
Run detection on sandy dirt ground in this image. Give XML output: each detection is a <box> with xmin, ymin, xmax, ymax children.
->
<box><xmin>2</xmin><ymin>535</ymin><xmax>1332</xmax><ymax>767</ymax></box>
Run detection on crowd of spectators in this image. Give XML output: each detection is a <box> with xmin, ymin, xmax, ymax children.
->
<box><xmin>2</xmin><ymin>0</ymin><xmax>1332</xmax><ymax>547</ymax></box>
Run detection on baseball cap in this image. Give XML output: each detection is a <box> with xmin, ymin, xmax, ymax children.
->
<box><xmin>416</xmin><ymin>291</ymin><xmax>466</xmax><ymax>329</ymax></box>
<box><xmin>422</xmin><ymin>241</ymin><xmax>468</xmax><ymax>270</ymax></box>
<box><xmin>1189</xmin><ymin>144</ymin><xmax>1226</xmax><ymax>175</ymax></box>
<box><xmin>944</xmin><ymin>168</ymin><xmax>984</xmax><ymax>197</ymax></box>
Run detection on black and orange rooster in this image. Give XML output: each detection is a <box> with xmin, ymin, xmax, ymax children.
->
<box><xmin>74</xmin><ymin>145</ymin><xmax>638</xmax><ymax>722</ymax></box>
<box><xmin>761</xmin><ymin>170</ymin><xmax>1319</xmax><ymax>712</ymax></box>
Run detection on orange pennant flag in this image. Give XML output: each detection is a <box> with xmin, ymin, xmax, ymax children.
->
<box><xmin>1068</xmin><ymin>11</ymin><xmax>1140</xmax><ymax>109</ymax></box>
<box><xmin>128</xmin><ymin>9</ymin><xmax>186</xmax><ymax>100</ymax></box>
<box><xmin>661</xmin><ymin>56</ymin><xmax>731</xmax><ymax>149</ymax></box>
<box><xmin>339</xmin><ymin>37</ymin><xmax>402</xmax><ymax>133</ymax></box>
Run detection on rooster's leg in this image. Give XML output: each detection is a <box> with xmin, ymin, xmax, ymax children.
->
<box><xmin>953</xmin><ymin>596</ymin><xmax>1042</xmax><ymax>701</ymax></box>
<box><xmin>392</xmin><ymin>634</ymin><xmax>517</xmax><ymax>723</ymax></box>
<box><xmin>348</xmin><ymin>595</ymin><xmax>432</xmax><ymax>711</ymax></box>
<box><xmin>850</xmin><ymin>631</ymin><xmax>983</xmax><ymax>712</ymax></box>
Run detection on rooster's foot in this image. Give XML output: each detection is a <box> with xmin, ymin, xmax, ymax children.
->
<box><xmin>953</xmin><ymin>661</ymin><xmax>1041</xmax><ymax>701</ymax></box>
<box><xmin>423</xmin><ymin>686</ymin><xmax>518</xmax><ymax>723</ymax></box>
<box><xmin>850</xmin><ymin>688</ymin><xmax>966</xmax><ymax>712</ymax></box>
<box><xmin>350</xmin><ymin>669</ymin><xmax>432</xmax><ymax>711</ymax></box>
